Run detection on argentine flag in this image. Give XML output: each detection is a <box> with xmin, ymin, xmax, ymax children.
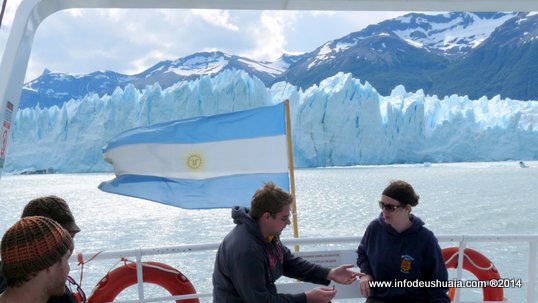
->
<box><xmin>98</xmin><ymin>103</ymin><xmax>290</xmax><ymax>209</ymax></box>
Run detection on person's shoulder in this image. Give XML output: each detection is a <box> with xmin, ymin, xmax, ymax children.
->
<box><xmin>415</xmin><ymin>219</ymin><xmax>433</xmax><ymax>234</ymax></box>
<box><xmin>367</xmin><ymin>216</ymin><xmax>382</xmax><ymax>229</ymax></box>
<box><xmin>223</xmin><ymin>222</ymin><xmax>252</xmax><ymax>242</ymax></box>
<box><xmin>222</xmin><ymin>225</ymin><xmax>261</xmax><ymax>254</ymax></box>
<box><xmin>417</xmin><ymin>225</ymin><xmax>440</xmax><ymax>244</ymax></box>
<box><xmin>47</xmin><ymin>290</ymin><xmax>77</xmax><ymax>303</ymax></box>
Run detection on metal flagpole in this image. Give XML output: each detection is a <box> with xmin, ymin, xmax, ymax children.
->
<box><xmin>284</xmin><ymin>100</ymin><xmax>300</xmax><ymax>251</ymax></box>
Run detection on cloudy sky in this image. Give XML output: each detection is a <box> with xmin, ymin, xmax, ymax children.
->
<box><xmin>0</xmin><ymin>1</ymin><xmax>406</xmax><ymax>82</ymax></box>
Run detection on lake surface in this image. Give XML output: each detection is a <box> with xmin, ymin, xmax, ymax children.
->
<box><xmin>1</xmin><ymin>161</ymin><xmax>537</xmax><ymax>302</ymax></box>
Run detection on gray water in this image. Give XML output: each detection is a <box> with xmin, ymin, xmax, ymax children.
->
<box><xmin>1</xmin><ymin>161</ymin><xmax>537</xmax><ymax>302</ymax></box>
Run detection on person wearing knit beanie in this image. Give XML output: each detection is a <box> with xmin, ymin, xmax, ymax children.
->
<box><xmin>357</xmin><ymin>180</ymin><xmax>450</xmax><ymax>303</ymax></box>
<box><xmin>0</xmin><ymin>196</ymin><xmax>81</xmax><ymax>303</ymax></box>
<box><xmin>22</xmin><ymin>195</ymin><xmax>81</xmax><ymax>237</ymax></box>
<box><xmin>0</xmin><ymin>216</ymin><xmax>73</xmax><ymax>303</ymax></box>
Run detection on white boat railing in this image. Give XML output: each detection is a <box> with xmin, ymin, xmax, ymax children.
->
<box><xmin>71</xmin><ymin>234</ymin><xmax>538</xmax><ymax>303</ymax></box>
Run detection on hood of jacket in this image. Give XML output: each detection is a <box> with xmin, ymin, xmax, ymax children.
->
<box><xmin>376</xmin><ymin>213</ymin><xmax>425</xmax><ymax>237</ymax></box>
<box><xmin>231</xmin><ymin>206</ymin><xmax>268</xmax><ymax>243</ymax></box>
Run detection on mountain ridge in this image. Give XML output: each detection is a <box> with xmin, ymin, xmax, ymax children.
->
<box><xmin>20</xmin><ymin>11</ymin><xmax>536</xmax><ymax>108</ymax></box>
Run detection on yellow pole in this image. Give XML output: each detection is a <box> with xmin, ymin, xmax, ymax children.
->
<box><xmin>284</xmin><ymin>100</ymin><xmax>299</xmax><ymax>251</ymax></box>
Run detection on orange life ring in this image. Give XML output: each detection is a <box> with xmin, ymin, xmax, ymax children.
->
<box><xmin>88</xmin><ymin>261</ymin><xmax>199</xmax><ymax>303</ymax></box>
<box><xmin>442</xmin><ymin>247</ymin><xmax>504</xmax><ymax>301</ymax></box>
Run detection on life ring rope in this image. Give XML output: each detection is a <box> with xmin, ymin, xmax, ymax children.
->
<box><xmin>131</xmin><ymin>260</ymin><xmax>182</xmax><ymax>275</ymax></box>
<box><xmin>69</xmin><ymin>251</ymin><xmax>105</xmax><ymax>303</ymax></box>
<box><xmin>444</xmin><ymin>251</ymin><xmax>494</xmax><ymax>271</ymax></box>
<box><xmin>87</xmin><ymin>260</ymin><xmax>199</xmax><ymax>303</ymax></box>
<box><xmin>442</xmin><ymin>247</ymin><xmax>504</xmax><ymax>302</ymax></box>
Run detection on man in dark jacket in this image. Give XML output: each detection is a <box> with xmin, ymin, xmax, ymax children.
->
<box><xmin>0</xmin><ymin>196</ymin><xmax>82</xmax><ymax>303</ymax></box>
<box><xmin>213</xmin><ymin>182</ymin><xmax>359</xmax><ymax>303</ymax></box>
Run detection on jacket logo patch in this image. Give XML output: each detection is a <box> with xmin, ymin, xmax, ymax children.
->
<box><xmin>400</xmin><ymin>254</ymin><xmax>414</xmax><ymax>273</ymax></box>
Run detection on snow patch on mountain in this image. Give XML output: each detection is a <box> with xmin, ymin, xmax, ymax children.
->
<box><xmin>393</xmin><ymin>12</ymin><xmax>517</xmax><ymax>54</ymax></box>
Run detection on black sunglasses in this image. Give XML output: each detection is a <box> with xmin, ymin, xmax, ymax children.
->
<box><xmin>379</xmin><ymin>201</ymin><xmax>404</xmax><ymax>212</ymax></box>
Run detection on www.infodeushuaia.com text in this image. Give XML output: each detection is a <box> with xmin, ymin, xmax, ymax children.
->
<box><xmin>369</xmin><ymin>278</ymin><xmax>522</xmax><ymax>288</ymax></box>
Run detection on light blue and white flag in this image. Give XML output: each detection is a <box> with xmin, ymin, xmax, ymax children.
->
<box><xmin>98</xmin><ymin>102</ymin><xmax>289</xmax><ymax>209</ymax></box>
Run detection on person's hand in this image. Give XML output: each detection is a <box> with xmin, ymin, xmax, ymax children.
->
<box><xmin>328</xmin><ymin>264</ymin><xmax>363</xmax><ymax>284</ymax></box>
<box><xmin>305</xmin><ymin>287</ymin><xmax>336</xmax><ymax>303</ymax></box>
<box><xmin>359</xmin><ymin>274</ymin><xmax>373</xmax><ymax>298</ymax></box>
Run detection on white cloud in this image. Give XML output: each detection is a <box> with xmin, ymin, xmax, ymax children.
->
<box><xmin>191</xmin><ymin>9</ymin><xmax>239</xmax><ymax>31</ymax></box>
<box><xmin>241</xmin><ymin>11</ymin><xmax>299</xmax><ymax>61</ymax></box>
<box><xmin>65</xmin><ymin>8</ymin><xmax>83</xmax><ymax>17</ymax></box>
<box><xmin>130</xmin><ymin>49</ymin><xmax>170</xmax><ymax>74</ymax></box>
<box><xmin>310</xmin><ymin>11</ymin><xmax>336</xmax><ymax>17</ymax></box>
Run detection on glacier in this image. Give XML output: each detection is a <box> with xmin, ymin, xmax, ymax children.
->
<box><xmin>4</xmin><ymin>70</ymin><xmax>538</xmax><ymax>173</ymax></box>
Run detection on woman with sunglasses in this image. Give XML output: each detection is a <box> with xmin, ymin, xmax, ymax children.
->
<box><xmin>356</xmin><ymin>180</ymin><xmax>449</xmax><ymax>303</ymax></box>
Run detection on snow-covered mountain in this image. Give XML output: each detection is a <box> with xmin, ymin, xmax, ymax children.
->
<box><xmin>277</xmin><ymin>12</ymin><xmax>521</xmax><ymax>92</ymax></box>
<box><xmin>368</xmin><ymin>12</ymin><xmax>517</xmax><ymax>59</ymax></box>
<box><xmin>19</xmin><ymin>12</ymin><xmax>536</xmax><ymax>109</ymax></box>
<box><xmin>22</xmin><ymin>69</ymin><xmax>134</xmax><ymax>108</ymax></box>
<box><xmin>291</xmin><ymin>12</ymin><xmax>516</xmax><ymax>68</ymax></box>
<box><xmin>431</xmin><ymin>12</ymin><xmax>538</xmax><ymax>99</ymax></box>
<box><xmin>21</xmin><ymin>51</ymin><xmax>295</xmax><ymax>108</ymax></box>
<box><xmin>129</xmin><ymin>51</ymin><xmax>287</xmax><ymax>88</ymax></box>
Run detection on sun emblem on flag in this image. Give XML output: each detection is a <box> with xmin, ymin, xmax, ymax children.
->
<box><xmin>186</xmin><ymin>153</ymin><xmax>203</xmax><ymax>171</ymax></box>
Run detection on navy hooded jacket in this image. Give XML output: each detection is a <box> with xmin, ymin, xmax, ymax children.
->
<box><xmin>357</xmin><ymin>214</ymin><xmax>450</xmax><ymax>303</ymax></box>
<box><xmin>212</xmin><ymin>207</ymin><xmax>331</xmax><ymax>303</ymax></box>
